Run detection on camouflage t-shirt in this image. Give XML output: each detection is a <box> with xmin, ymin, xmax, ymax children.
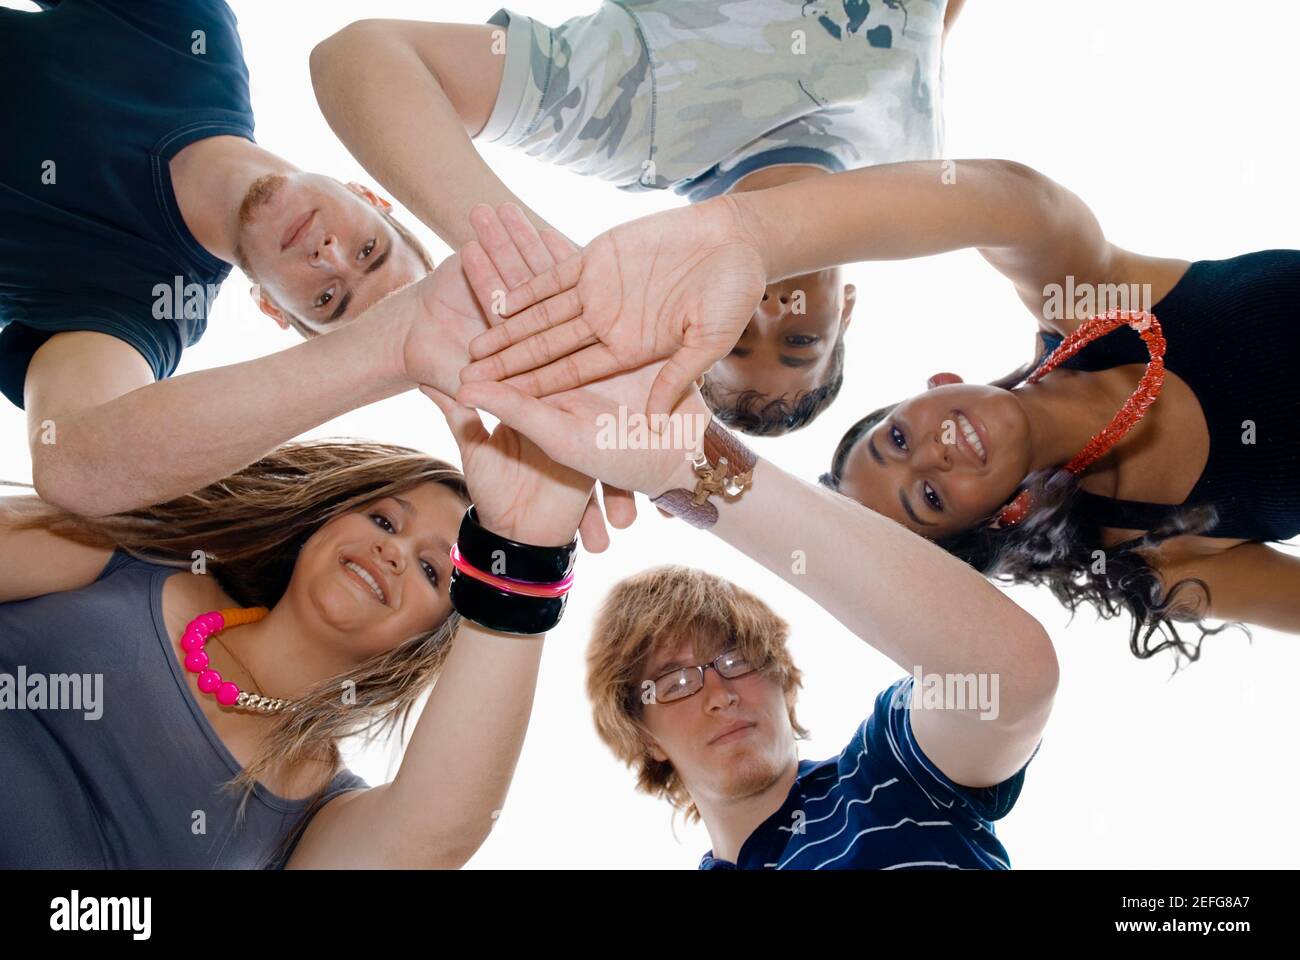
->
<box><xmin>479</xmin><ymin>0</ymin><xmax>947</xmax><ymax>202</ymax></box>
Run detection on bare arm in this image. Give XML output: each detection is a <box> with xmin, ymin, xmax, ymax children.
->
<box><xmin>24</xmin><ymin>268</ymin><xmax>476</xmax><ymax>518</ymax></box>
<box><xmin>451</xmin><ymin>366</ymin><xmax>1061</xmax><ymax>790</ymax></box>
<box><xmin>726</xmin><ymin>158</ymin><xmax>1121</xmax><ymax>311</ymax></box>
<box><xmin>668</xmin><ymin>454</ymin><xmax>1058</xmax><ymax>787</ymax></box>
<box><xmin>454</xmin><ymin>205</ymin><xmax>1058</xmax><ymax>788</ymax></box>
<box><xmin>944</xmin><ymin>0</ymin><xmax>968</xmax><ymax>37</ymax></box>
<box><xmin>1155</xmin><ymin>542</ymin><xmax>1300</xmax><ymax>635</ymax></box>
<box><xmin>311</xmin><ymin>19</ymin><xmax>556</xmax><ymax>249</ymax></box>
<box><xmin>0</xmin><ymin>495</ymin><xmax>114</xmax><ymax>603</ymax></box>
<box><xmin>455</xmin><ymin>162</ymin><xmax>1123</xmax><ymax>400</ymax></box>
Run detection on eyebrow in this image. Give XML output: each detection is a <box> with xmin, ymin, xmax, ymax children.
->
<box><xmin>327</xmin><ymin>290</ymin><xmax>354</xmax><ymax>323</ymax></box>
<box><xmin>778</xmin><ymin>355</ymin><xmax>815</xmax><ymax>368</ymax></box>
<box><xmin>866</xmin><ymin>436</ymin><xmax>937</xmax><ymax>528</ymax></box>
<box><xmin>364</xmin><ymin>245</ymin><xmax>391</xmax><ymax>276</ymax></box>
<box><xmin>325</xmin><ymin>244</ymin><xmax>392</xmax><ymax>322</ymax></box>
<box><xmin>392</xmin><ymin>496</ymin><xmax>417</xmax><ymax>518</ymax></box>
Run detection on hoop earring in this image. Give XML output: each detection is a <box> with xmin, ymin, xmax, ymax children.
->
<box><xmin>989</xmin><ymin>488</ymin><xmax>1033</xmax><ymax>530</ymax></box>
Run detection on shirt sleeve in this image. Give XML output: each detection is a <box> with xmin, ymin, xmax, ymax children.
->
<box><xmin>93</xmin><ymin>547</ymin><xmax>139</xmax><ymax>584</ymax></box>
<box><xmin>863</xmin><ymin>677</ymin><xmax>1036</xmax><ymax>829</ymax></box>
<box><xmin>0</xmin><ymin>311</ymin><xmax>172</xmax><ymax>410</ymax></box>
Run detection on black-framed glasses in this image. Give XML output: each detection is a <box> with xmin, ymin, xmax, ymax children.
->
<box><xmin>646</xmin><ymin>648</ymin><xmax>762</xmax><ymax>705</ymax></box>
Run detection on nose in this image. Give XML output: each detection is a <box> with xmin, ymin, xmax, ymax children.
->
<box><xmin>701</xmin><ymin>664</ymin><xmax>739</xmax><ymax>711</ymax></box>
<box><xmin>914</xmin><ymin>428</ymin><xmax>953</xmax><ymax>471</ymax></box>
<box><xmin>372</xmin><ymin>537</ymin><xmax>405</xmax><ymax>576</ymax></box>
<box><xmin>309</xmin><ymin>232</ymin><xmax>343</xmax><ymax>270</ymax></box>
<box><xmin>755</xmin><ymin>289</ymin><xmax>790</xmax><ymax>323</ymax></box>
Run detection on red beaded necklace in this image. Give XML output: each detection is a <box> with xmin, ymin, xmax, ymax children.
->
<box><xmin>993</xmin><ymin>309</ymin><xmax>1167</xmax><ymax>528</ymax></box>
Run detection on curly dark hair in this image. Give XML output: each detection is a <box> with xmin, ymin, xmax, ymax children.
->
<box><xmin>700</xmin><ymin>332</ymin><xmax>846</xmax><ymax>436</ymax></box>
<box><xmin>819</xmin><ymin>393</ymin><xmax>1246</xmax><ymax>668</ymax></box>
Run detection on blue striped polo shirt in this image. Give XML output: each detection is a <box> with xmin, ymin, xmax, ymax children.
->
<box><xmin>699</xmin><ymin>678</ymin><xmax>1035</xmax><ymax>870</ymax></box>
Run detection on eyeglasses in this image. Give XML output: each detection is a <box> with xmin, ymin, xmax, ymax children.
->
<box><xmin>644</xmin><ymin>648</ymin><xmax>762</xmax><ymax>705</ymax></box>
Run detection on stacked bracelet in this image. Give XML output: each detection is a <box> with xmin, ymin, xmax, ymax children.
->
<box><xmin>447</xmin><ymin>506</ymin><xmax>577</xmax><ymax>635</ymax></box>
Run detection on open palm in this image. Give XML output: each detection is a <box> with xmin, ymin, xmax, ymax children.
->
<box><xmin>460</xmin><ymin>200</ymin><xmax>766</xmax><ymax>417</ymax></box>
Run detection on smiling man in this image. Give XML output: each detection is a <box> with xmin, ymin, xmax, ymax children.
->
<box><xmin>0</xmin><ymin>0</ymin><xmax>442</xmax><ymax>517</ymax></box>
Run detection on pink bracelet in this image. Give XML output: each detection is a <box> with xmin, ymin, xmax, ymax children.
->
<box><xmin>449</xmin><ymin>543</ymin><xmax>575</xmax><ymax>598</ymax></box>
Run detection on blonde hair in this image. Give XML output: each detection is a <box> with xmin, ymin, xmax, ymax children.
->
<box><xmin>6</xmin><ymin>438</ymin><xmax>468</xmax><ymax>865</ymax></box>
<box><xmin>586</xmin><ymin>566</ymin><xmax>809</xmax><ymax>823</ymax></box>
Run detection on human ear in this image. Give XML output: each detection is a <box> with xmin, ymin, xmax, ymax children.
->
<box><xmin>926</xmin><ymin>372</ymin><xmax>964</xmax><ymax>389</ymax></box>
<box><xmin>346</xmin><ymin>180</ymin><xmax>393</xmax><ymax>212</ymax></box>
<box><xmin>840</xmin><ymin>283</ymin><xmax>856</xmax><ymax>331</ymax></box>
<box><xmin>250</xmin><ymin>285</ymin><xmax>289</xmax><ymax>330</ymax></box>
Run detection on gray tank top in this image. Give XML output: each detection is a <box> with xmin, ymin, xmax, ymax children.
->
<box><xmin>0</xmin><ymin>548</ymin><xmax>367</xmax><ymax>868</ymax></box>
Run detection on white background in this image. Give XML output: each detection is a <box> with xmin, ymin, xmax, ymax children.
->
<box><xmin>3</xmin><ymin>0</ymin><xmax>1298</xmax><ymax>868</ymax></box>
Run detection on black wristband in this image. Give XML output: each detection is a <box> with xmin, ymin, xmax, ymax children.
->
<box><xmin>449</xmin><ymin>569</ymin><xmax>567</xmax><ymax>635</ymax></box>
<box><xmin>457</xmin><ymin>506</ymin><xmax>577</xmax><ymax>583</ymax></box>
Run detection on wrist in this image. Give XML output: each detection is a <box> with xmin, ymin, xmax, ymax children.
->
<box><xmin>719</xmin><ymin>192</ymin><xmax>776</xmax><ymax>281</ymax></box>
<box><xmin>654</xmin><ymin>451</ymin><xmax>706</xmax><ymax>500</ymax></box>
<box><xmin>378</xmin><ymin>284</ymin><xmax>423</xmax><ymax>387</ymax></box>
<box><xmin>650</xmin><ymin>423</ymin><xmax>759</xmax><ymax>528</ymax></box>
<box><xmin>476</xmin><ymin>494</ymin><xmax>586</xmax><ymax>548</ymax></box>
<box><xmin>478</xmin><ymin>520</ymin><xmax>578</xmax><ymax>548</ymax></box>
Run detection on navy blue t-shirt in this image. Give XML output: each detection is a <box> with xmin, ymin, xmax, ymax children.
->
<box><xmin>0</xmin><ymin>0</ymin><xmax>255</xmax><ymax>409</ymax></box>
<box><xmin>699</xmin><ymin>678</ymin><xmax>1035</xmax><ymax>869</ymax></box>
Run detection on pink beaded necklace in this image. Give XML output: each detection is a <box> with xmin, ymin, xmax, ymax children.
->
<box><xmin>181</xmin><ymin>607</ymin><xmax>293</xmax><ymax>713</ymax></box>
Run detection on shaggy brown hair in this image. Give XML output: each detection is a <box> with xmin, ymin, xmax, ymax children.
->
<box><xmin>586</xmin><ymin>566</ymin><xmax>810</xmax><ymax>823</ymax></box>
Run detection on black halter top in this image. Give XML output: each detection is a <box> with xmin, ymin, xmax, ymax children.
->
<box><xmin>1033</xmin><ymin>250</ymin><xmax>1300</xmax><ymax>542</ymax></box>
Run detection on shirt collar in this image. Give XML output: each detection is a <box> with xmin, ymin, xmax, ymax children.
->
<box><xmin>697</xmin><ymin>759</ymin><xmax>828</xmax><ymax>869</ymax></box>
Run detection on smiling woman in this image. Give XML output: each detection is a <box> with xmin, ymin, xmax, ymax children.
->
<box><xmin>0</xmin><ymin>398</ymin><xmax>593</xmax><ymax>868</ymax></box>
<box><xmin>0</xmin><ymin>439</ymin><xmax>468</xmax><ymax>867</ymax></box>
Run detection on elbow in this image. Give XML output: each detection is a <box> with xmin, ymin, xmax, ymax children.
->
<box><xmin>310</xmin><ymin>20</ymin><xmax>396</xmax><ymax>99</ymax></box>
<box><xmin>1005</xmin><ymin>620</ymin><xmax>1060</xmax><ymax>723</ymax></box>
<box><xmin>31</xmin><ymin>454</ymin><xmax>110</xmax><ymax>519</ymax></box>
<box><xmin>310</xmin><ymin>21</ymin><xmax>373</xmax><ymax>99</ymax></box>
<box><xmin>401</xmin><ymin>831</ymin><xmax>486</xmax><ymax>870</ymax></box>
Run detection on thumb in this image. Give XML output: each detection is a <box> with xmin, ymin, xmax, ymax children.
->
<box><xmin>419</xmin><ymin>384</ymin><xmax>489</xmax><ymax>456</ymax></box>
<box><xmin>647</xmin><ymin>349</ymin><xmax>712</xmax><ymax>421</ymax></box>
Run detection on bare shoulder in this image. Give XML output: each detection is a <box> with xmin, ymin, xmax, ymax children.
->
<box><xmin>1109</xmin><ymin>248</ymin><xmax>1194</xmax><ymax>310</ymax></box>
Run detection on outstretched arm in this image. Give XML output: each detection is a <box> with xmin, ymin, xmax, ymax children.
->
<box><xmin>458</xmin><ymin>161</ymin><xmax>1126</xmax><ymax>408</ymax></box>
<box><xmin>453</xmin><ymin>208</ymin><xmax>1058</xmax><ymax>789</ymax></box>
<box><xmin>25</xmin><ymin>257</ymin><xmax>486</xmax><ymax>518</ymax></box>
<box><xmin>311</xmin><ymin>19</ymin><xmax>557</xmax><ymax>249</ymax></box>
<box><xmin>726</xmin><ymin>158</ymin><xmax>1118</xmax><ymax>308</ymax></box>
<box><xmin>459</xmin><ymin>373</ymin><xmax>1057</xmax><ymax>788</ymax></box>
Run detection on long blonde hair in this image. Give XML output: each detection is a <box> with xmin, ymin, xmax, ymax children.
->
<box><xmin>6</xmin><ymin>438</ymin><xmax>469</xmax><ymax>865</ymax></box>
